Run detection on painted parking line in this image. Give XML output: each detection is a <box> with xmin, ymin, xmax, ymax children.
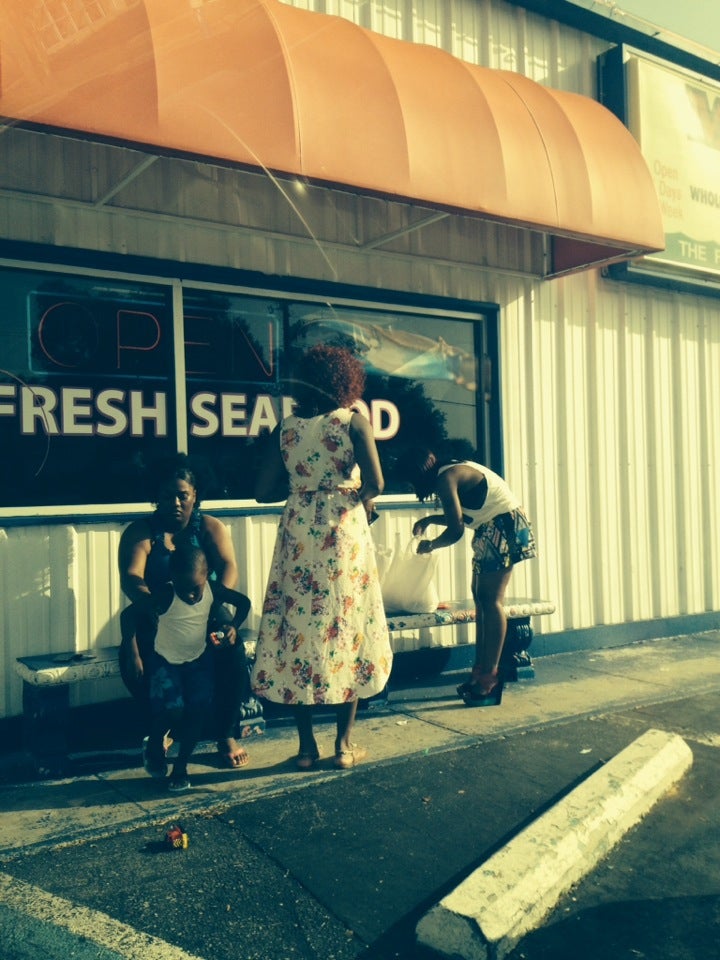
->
<box><xmin>0</xmin><ymin>872</ymin><xmax>204</xmax><ymax>960</ymax></box>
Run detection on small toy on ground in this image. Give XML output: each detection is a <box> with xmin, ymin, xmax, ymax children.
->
<box><xmin>165</xmin><ymin>823</ymin><xmax>189</xmax><ymax>850</ymax></box>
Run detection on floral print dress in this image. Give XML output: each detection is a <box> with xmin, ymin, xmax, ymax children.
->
<box><xmin>251</xmin><ymin>408</ymin><xmax>392</xmax><ymax>705</ymax></box>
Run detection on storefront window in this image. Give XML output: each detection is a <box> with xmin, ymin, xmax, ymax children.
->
<box><xmin>286</xmin><ymin>302</ymin><xmax>483</xmax><ymax>488</ymax></box>
<box><xmin>0</xmin><ymin>267</ymin><xmax>176</xmax><ymax>507</ymax></box>
<box><xmin>0</xmin><ymin>265</ymin><xmax>495</xmax><ymax>508</ymax></box>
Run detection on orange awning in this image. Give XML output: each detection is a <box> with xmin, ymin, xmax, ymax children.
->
<box><xmin>0</xmin><ymin>0</ymin><xmax>664</xmax><ymax>277</ymax></box>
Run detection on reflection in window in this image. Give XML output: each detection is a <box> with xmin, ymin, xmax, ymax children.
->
<box><xmin>184</xmin><ymin>289</ymin><xmax>284</xmax><ymax>500</ymax></box>
<box><xmin>35</xmin><ymin>0</ymin><xmax>139</xmax><ymax>53</ymax></box>
<box><xmin>287</xmin><ymin>303</ymin><xmax>484</xmax><ymax>491</ymax></box>
<box><xmin>183</xmin><ymin>291</ymin><xmax>280</xmax><ymax>385</ymax></box>
<box><xmin>183</xmin><ymin>293</ymin><xmax>489</xmax><ymax>499</ymax></box>
<box><xmin>0</xmin><ymin>267</ymin><xmax>176</xmax><ymax>507</ymax></box>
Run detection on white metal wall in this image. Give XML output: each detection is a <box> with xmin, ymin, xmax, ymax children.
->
<box><xmin>493</xmin><ymin>271</ymin><xmax>720</xmax><ymax>633</ymax></box>
<box><xmin>1</xmin><ymin>0</ymin><xmax>719</xmax><ymax>720</ymax></box>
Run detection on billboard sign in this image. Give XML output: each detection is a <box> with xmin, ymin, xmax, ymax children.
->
<box><xmin>625</xmin><ymin>52</ymin><xmax>720</xmax><ymax>281</ymax></box>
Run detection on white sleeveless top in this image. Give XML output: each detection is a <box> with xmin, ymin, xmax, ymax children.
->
<box><xmin>154</xmin><ymin>583</ymin><xmax>213</xmax><ymax>664</ymax></box>
<box><xmin>438</xmin><ymin>460</ymin><xmax>520</xmax><ymax>529</ymax></box>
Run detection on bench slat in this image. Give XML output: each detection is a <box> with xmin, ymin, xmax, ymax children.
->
<box><xmin>386</xmin><ymin>598</ymin><xmax>554</xmax><ymax>633</ymax></box>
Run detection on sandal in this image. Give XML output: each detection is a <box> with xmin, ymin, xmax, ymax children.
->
<box><xmin>296</xmin><ymin>749</ymin><xmax>320</xmax><ymax>771</ymax></box>
<box><xmin>334</xmin><ymin>745</ymin><xmax>368</xmax><ymax>769</ymax></box>
<box><xmin>457</xmin><ymin>666</ymin><xmax>504</xmax><ymax>706</ymax></box>
<box><xmin>459</xmin><ymin>676</ymin><xmax>504</xmax><ymax>707</ymax></box>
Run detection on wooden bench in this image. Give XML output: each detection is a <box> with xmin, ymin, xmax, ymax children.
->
<box><xmin>385</xmin><ymin>597</ymin><xmax>555</xmax><ymax>681</ymax></box>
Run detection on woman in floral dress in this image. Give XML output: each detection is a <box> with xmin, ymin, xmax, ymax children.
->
<box><xmin>252</xmin><ymin>345</ymin><xmax>392</xmax><ymax>770</ymax></box>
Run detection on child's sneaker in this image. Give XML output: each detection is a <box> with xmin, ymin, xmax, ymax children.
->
<box><xmin>168</xmin><ymin>774</ymin><xmax>192</xmax><ymax>793</ymax></box>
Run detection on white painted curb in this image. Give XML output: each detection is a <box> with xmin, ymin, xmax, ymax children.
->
<box><xmin>416</xmin><ymin>728</ymin><xmax>693</xmax><ymax>960</ymax></box>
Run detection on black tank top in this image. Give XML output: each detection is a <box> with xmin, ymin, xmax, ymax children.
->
<box><xmin>144</xmin><ymin>509</ymin><xmax>205</xmax><ymax>591</ymax></box>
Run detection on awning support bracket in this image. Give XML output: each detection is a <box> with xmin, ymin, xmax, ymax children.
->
<box><xmin>94</xmin><ymin>155</ymin><xmax>158</xmax><ymax>208</ymax></box>
<box><xmin>360</xmin><ymin>211</ymin><xmax>450</xmax><ymax>250</ymax></box>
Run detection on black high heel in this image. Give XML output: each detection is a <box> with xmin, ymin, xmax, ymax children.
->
<box><xmin>457</xmin><ymin>673</ymin><xmax>504</xmax><ymax>707</ymax></box>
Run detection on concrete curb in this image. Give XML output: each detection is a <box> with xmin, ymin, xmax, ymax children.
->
<box><xmin>415</xmin><ymin>728</ymin><xmax>693</xmax><ymax>960</ymax></box>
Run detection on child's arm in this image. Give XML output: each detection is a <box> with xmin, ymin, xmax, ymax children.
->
<box><xmin>211</xmin><ymin>584</ymin><xmax>251</xmax><ymax>626</ymax></box>
<box><xmin>208</xmin><ymin>584</ymin><xmax>251</xmax><ymax>646</ymax></box>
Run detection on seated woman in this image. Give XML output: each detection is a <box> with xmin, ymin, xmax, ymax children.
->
<box><xmin>118</xmin><ymin>454</ymin><xmax>253</xmax><ymax>769</ymax></box>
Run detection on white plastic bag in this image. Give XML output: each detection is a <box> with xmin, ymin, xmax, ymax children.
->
<box><xmin>381</xmin><ymin>535</ymin><xmax>439</xmax><ymax>614</ymax></box>
<box><xmin>373</xmin><ymin>542</ymin><xmax>394</xmax><ymax>586</ymax></box>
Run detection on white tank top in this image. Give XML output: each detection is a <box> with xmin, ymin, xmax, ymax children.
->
<box><xmin>437</xmin><ymin>460</ymin><xmax>520</xmax><ymax>529</ymax></box>
<box><xmin>154</xmin><ymin>583</ymin><xmax>213</xmax><ymax>664</ymax></box>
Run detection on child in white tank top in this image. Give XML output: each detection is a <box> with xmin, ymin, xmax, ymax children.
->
<box><xmin>136</xmin><ymin>545</ymin><xmax>250</xmax><ymax>792</ymax></box>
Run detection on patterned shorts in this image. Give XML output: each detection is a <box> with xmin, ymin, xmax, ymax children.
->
<box><xmin>471</xmin><ymin>509</ymin><xmax>537</xmax><ymax>575</ymax></box>
<box><xmin>149</xmin><ymin>646</ymin><xmax>214</xmax><ymax>715</ymax></box>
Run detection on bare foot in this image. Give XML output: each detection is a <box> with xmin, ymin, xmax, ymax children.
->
<box><xmin>217</xmin><ymin>738</ymin><xmax>249</xmax><ymax>769</ymax></box>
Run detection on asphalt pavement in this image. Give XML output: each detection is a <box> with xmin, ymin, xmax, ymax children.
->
<box><xmin>1</xmin><ymin>631</ymin><xmax>719</xmax><ymax>960</ymax></box>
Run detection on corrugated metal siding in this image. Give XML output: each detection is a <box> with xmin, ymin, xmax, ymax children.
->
<box><xmin>289</xmin><ymin>0</ymin><xmax>607</xmax><ymax>89</ymax></box>
<box><xmin>0</xmin><ymin>525</ymin><xmax>74</xmax><ymax>716</ymax></box>
<box><xmin>1</xmin><ymin>0</ymin><xmax>719</xmax><ymax>719</ymax></box>
<box><xmin>70</xmin><ymin>523</ymin><xmax>128</xmax><ymax>707</ymax></box>
<box><xmin>495</xmin><ymin>272</ymin><xmax>720</xmax><ymax>636</ymax></box>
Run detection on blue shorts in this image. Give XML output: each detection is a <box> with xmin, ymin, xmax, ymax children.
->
<box><xmin>148</xmin><ymin>646</ymin><xmax>214</xmax><ymax>715</ymax></box>
<box><xmin>471</xmin><ymin>509</ymin><xmax>537</xmax><ymax>575</ymax></box>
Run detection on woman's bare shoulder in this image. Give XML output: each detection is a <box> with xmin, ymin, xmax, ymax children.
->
<box><xmin>199</xmin><ymin>512</ymin><xmax>227</xmax><ymax>541</ymax></box>
<box><xmin>120</xmin><ymin>514</ymin><xmax>154</xmax><ymax>543</ymax></box>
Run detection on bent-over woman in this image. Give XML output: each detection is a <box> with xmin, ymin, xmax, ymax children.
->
<box><xmin>398</xmin><ymin>448</ymin><xmax>536</xmax><ymax>706</ymax></box>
